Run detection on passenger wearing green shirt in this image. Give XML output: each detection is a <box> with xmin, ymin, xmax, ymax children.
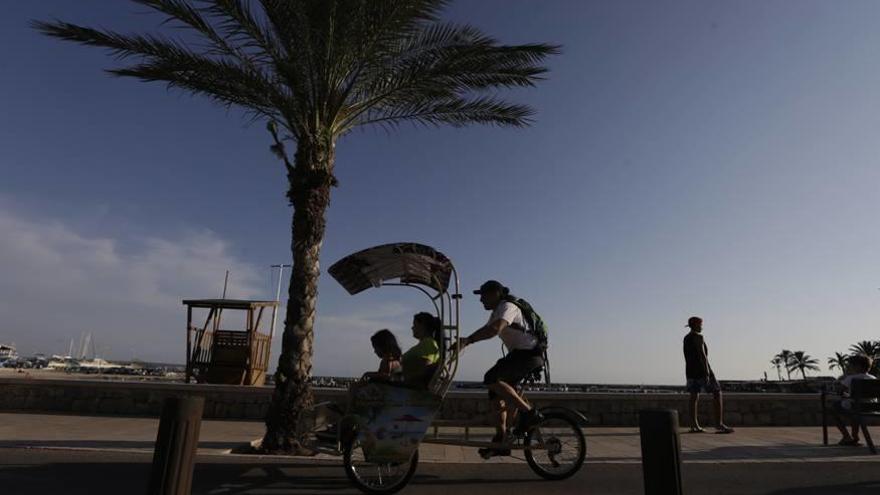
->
<box><xmin>401</xmin><ymin>312</ymin><xmax>441</xmax><ymax>388</ymax></box>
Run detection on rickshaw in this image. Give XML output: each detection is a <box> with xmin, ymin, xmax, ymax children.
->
<box><xmin>307</xmin><ymin>243</ymin><xmax>586</xmax><ymax>494</ymax></box>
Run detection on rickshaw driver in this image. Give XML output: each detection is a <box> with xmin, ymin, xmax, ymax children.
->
<box><xmin>457</xmin><ymin>280</ymin><xmax>545</xmax><ymax>457</ymax></box>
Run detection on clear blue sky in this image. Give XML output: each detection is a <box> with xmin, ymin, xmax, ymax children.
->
<box><xmin>2</xmin><ymin>1</ymin><xmax>879</xmax><ymax>384</ymax></box>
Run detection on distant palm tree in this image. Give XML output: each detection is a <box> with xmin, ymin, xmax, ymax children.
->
<box><xmin>788</xmin><ymin>351</ymin><xmax>820</xmax><ymax>379</ymax></box>
<box><xmin>770</xmin><ymin>356</ymin><xmax>784</xmax><ymax>381</ymax></box>
<box><xmin>849</xmin><ymin>340</ymin><xmax>879</xmax><ymax>359</ymax></box>
<box><xmin>774</xmin><ymin>350</ymin><xmax>794</xmax><ymax>380</ymax></box>
<box><xmin>849</xmin><ymin>340</ymin><xmax>880</xmax><ymax>374</ymax></box>
<box><xmin>35</xmin><ymin>0</ymin><xmax>558</xmax><ymax>453</ymax></box>
<box><xmin>827</xmin><ymin>352</ymin><xmax>849</xmax><ymax>374</ymax></box>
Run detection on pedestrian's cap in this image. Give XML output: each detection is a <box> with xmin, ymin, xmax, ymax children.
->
<box><xmin>686</xmin><ymin>316</ymin><xmax>703</xmax><ymax>328</ymax></box>
<box><xmin>473</xmin><ymin>280</ymin><xmax>506</xmax><ymax>295</ymax></box>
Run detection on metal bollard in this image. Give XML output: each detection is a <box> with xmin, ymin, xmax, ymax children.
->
<box><xmin>639</xmin><ymin>409</ymin><xmax>683</xmax><ymax>495</ymax></box>
<box><xmin>148</xmin><ymin>396</ymin><xmax>205</xmax><ymax>495</ymax></box>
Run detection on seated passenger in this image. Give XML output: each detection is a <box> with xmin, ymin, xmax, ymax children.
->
<box><xmin>324</xmin><ymin>330</ymin><xmax>403</xmax><ymax>422</ymax></box>
<box><xmin>360</xmin><ymin>329</ymin><xmax>403</xmax><ymax>382</ymax></box>
<box><xmin>401</xmin><ymin>312</ymin><xmax>441</xmax><ymax>388</ymax></box>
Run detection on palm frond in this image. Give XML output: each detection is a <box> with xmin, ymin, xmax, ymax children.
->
<box><xmin>36</xmin><ymin>0</ymin><xmax>559</xmax><ymax>141</ymax></box>
<box><xmin>850</xmin><ymin>340</ymin><xmax>880</xmax><ymax>358</ymax></box>
<box><xmin>357</xmin><ymin>95</ymin><xmax>533</xmax><ymax>130</ymax></box>
<box><xmin>827</xmin><ymin>351</ymin><xmax>849</xmax><ymax>371</ymax></box>
<box><xmin>33</xmin><ymin>20</ymin><xmax>284</xmax><ymax>118</ymax></box>
<box><xmin>339</xmin><ymin>32</ymin><xmax>558</xmax><ymax>130</ymax></box>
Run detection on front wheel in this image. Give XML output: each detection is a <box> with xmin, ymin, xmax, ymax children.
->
<box><xmin>343</xmin><ymin>439</ymin><xmax>419</xmax><ymax>495</ymax></box>
<box><xmin>524</xmin><ymin>410</ymin><xmax>586</xmax><ymax>480</ymax></box>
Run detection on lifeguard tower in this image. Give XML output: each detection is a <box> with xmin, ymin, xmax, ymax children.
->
<box><xmin>183</xmin><ymin>299</ymin><xmax>279</xmax><ymax>386</ymax></box>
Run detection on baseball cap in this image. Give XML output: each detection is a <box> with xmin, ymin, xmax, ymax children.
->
<box><xmin>686</xmin><ymin>316</ymin><xmax>703</xmax><ymax>328</ymax></box>
<box><xmin>473</xmin><ymin>280</ymin><xmax>506</xmax><ymax>295</ymax></box>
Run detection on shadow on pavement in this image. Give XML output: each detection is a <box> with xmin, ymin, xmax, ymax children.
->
<box><xmin>0</xmin><ymin>459</ymin><xmax>564</xmax><ymax>495</ymax></box>
<box><xmin>0</xmin><ymin>440</ymin><xmax>241</xmax><ymax>450</ymax></box>
<box><xmin>682</xmin><ymin>443</ymin><xmax>876</xmax><ymax>461</ymax></box>
<box><xmin>767</xmin><ymin>480</ymin><xmax>880</xmax><ymax>495</ymax></box>
<box><xmin>583</xmin><ymin>431</ymin><xmax>641</xmax><ymax>437</ymax></box>
<box><xmin>0</xmin><ymin>460</ymin><xmax>357</xmax><ymax>495</ymax></box>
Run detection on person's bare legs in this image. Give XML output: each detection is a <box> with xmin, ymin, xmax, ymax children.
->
<box><xmin>829</xmin><ymin>407</ymin><xmax>858</xmax><ymax>444</ymax></box>
<box><xmin>477</xmin><ymin>396</ymin><xmax>512</xmax><ymax>458</ymax></box>
<box><xmin>834</xmin><ymin>417</ymin><xmax>854</xmax><ymax>442</ymax></box>
<box><xmin>490</xmin><ymin>397</ymin><xmax>506</xmax><ymax>440</ymax></box>
<box><xmin>713</xmin><ymin>391</ymin><xmax>723</xmax><ymax>427</ymax></box>
<box><xmin>487</xmin><ymin>381</ymin><xmax>535</xmax><ymax>445</ymax></box>
<box><xmin>487</xmin><ymin>381</ymin><xmax>531</xmax><ymax>413</ymax></box>
<box><xmin>689</xmin><ymin>392</ymin><xmax>701</xmax><ymax>430</ymax></box>
<box><xmin>713</xmin><ymin>390</ymin><xmax>734</xmax><ymax>432</ymax></box>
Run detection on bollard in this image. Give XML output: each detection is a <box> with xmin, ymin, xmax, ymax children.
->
<box><xmin>821</xmin><ymin>387</ymin><xmax>828</xmax><ymax>446</ymax></box>
<box><xmin>639</xmin><ymin>409</ymin><xmax>683</xmax><ymax>495</ymax></box>
<box><xmin>148</xmin><ymin>396</ymin><xmax>205</xmax><ymax>495</ymax></box>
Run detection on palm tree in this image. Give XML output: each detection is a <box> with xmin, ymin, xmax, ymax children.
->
<box><xmin>774</xmin><ymin>350</ymin><xmax>794</xmax><ymax>380</ymax></box>
<box><xmin>788</xmin><ymin>351</ymin><xmax>820</xmax><ymax>379</ymax></box>
<box><xmin>770</xmin><ymin>356</ymin><xmax>783</xmax><ymax>380</ymax></box>
<box><xmin>849</xmin><ymin>340</ymin><xmax>879</xmax><ymax>359</ymax></box>
<box><xmin>35</xmin><ymin>0</ymin><xmax>558</xmax><ymax>453</ymax></box>
<box><xmin>849</xmin><ymin>340</ymin><xmax>880</xmax><ymax>374</ymax></box>
<box><xmin>827</xmin><ymin>352</ymin><xmax>849</xmax><ymax>375</ymax></box>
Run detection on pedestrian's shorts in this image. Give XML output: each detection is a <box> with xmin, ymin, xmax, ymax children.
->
<box><xmin>686</xmin><ymin>374</ymin><xmax>720</xmax><ymax>394</ymax></box>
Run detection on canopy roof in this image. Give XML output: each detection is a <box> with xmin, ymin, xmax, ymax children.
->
<box><xmin>328</xmin><ymin>243</ymin><xmax>454</xmax><ymax>295</ymax></box>
<box><xmin>182</xmin><ymin>299</ymin><xmax>279</xmax><ymax>310</ymax></box>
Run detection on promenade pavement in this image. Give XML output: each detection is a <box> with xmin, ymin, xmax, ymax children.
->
<box><xmin>0</xmin><ymin>412</ymin><xmax>877</xmax><ymax>464</ymax></box>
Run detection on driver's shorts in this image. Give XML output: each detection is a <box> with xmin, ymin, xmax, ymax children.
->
<box><xmin>484</xmin><ymin>347</ymin><xmax>544</xmax><ymax>398</ymax></box>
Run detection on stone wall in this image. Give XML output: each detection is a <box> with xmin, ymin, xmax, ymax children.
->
<box><xmin>0</xmin><ymin>377</ymin><xmax>824</xmax><ymax>426</ymax></box>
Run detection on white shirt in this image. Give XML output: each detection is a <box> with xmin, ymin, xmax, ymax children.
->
<box><xmin>840</xmin><ymin>373</ymin><xmax>877</xmax><ymax>409</ymax></box>
<box><xmin>488</xmin><ymin>301</ymin><xmax>537</xmax><ymax>350</ymax></box>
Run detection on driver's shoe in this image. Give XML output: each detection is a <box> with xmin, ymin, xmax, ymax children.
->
<box><xmin>513</xmin><ymin>408</ymin><xmax>544</xmax><ymax>437</ymax></box>
<box><xmin>478</xmin><ymin>433</ymin><xmax>511</xmax><ymax>459</ymax></box>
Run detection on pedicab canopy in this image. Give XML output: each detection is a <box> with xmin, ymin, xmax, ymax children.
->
<box><xmin>328</xmin><ymin>242</ymin><xmax>454</xmax><ymax>295</ymax></box>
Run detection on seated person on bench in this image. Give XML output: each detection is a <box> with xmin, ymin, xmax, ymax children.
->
<box><xmin>830</xmin><ymin>354</ymin><xmax>877</xmax><ymax>446</ymax></box>
<box><xmin>400</xmin><ymin>312</ymin><xmax>441</xmax><ymax>389</ymax></box>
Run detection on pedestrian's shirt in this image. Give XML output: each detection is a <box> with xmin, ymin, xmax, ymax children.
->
<box><xmin>683</xmin><ymin>332</ymin><xmax>710</xmax><ymax>379</ymax></box>
<box><xmin>489</xmin><ymin>301</ymin><xmax>537</xmax><ymax>350</ymax></box>
<box><xmin>839</xmin><ymin>372</ymin><xmax>878</xmax><ymax>409</ymax></box>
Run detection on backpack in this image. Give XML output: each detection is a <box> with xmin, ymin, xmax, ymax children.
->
<box><xmin>503</xmin><ymin>295</ymin><xmax>548</xmax><ymax>350</ymax></box>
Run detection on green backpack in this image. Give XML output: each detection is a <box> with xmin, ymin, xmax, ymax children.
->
<box><xmin>503</xmin><ymin>295</ymin><xmax>549</xmax><ymax>350</ymax></box>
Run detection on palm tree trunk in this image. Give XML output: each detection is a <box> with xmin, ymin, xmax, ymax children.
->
<box><xmin>262</xmin><ymin>138</ymin><xmax>335</xmax><ymax>454</ymax></box>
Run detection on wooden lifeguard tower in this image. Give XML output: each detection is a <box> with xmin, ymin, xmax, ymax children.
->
<box><xmin>183</xmin><ymin>299</ymin><xmax>279</xmax><ymax>386</ymax></box>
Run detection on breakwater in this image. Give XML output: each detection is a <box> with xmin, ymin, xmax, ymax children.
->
<box><xmin>0</xmin><ymin>376</ymin><xmax>823</xmax><ymax>426</ymax></box>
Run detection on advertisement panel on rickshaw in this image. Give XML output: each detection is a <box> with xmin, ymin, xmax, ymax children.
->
<box><xmin>350</xmin><ymin>383</ymin><xmax>441</xmax><ymax>463</ymax></box>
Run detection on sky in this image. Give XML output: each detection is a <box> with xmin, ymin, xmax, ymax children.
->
<box><xmin>2</xmin><ymin>1</ymin><xmax>880</xmax><ymax>385</ymax></box>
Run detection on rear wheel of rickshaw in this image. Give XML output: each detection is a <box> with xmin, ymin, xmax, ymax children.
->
<box><xmin>343</xmin><ymin>438</ymin><xmax>419</xmax><ymax>495</ymax></box>
<box><xmin>524</xmin><ymin>410</ymin><xmax>586</xmax><ymax>480</ymax></box>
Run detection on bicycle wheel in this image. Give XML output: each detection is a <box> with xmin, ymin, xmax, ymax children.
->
<box><xmin>524</xmin><ymin>410</ymin><xmax>586</xmax><ymax>480</ymax></box>
<box><xmin>343</xmin><ymin>439</ymin><xmax>419</xmax><ymax>495</ymax></box>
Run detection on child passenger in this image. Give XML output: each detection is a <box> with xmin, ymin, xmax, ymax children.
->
<box><xmin>360</xmin><ymin>329</ymin><xmax>402</xmax><ymax>382</ymax></box>
<box><xmin>326</xmin><ymin>330</ymin><xmax>402</xmax><ymax>420</ymax></box>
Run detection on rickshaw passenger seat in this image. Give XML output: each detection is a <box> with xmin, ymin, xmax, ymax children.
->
<box><xmin>405</xmin><ymin>363</ymin><xmax>440</xmax><ymax>390</ymax></box>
